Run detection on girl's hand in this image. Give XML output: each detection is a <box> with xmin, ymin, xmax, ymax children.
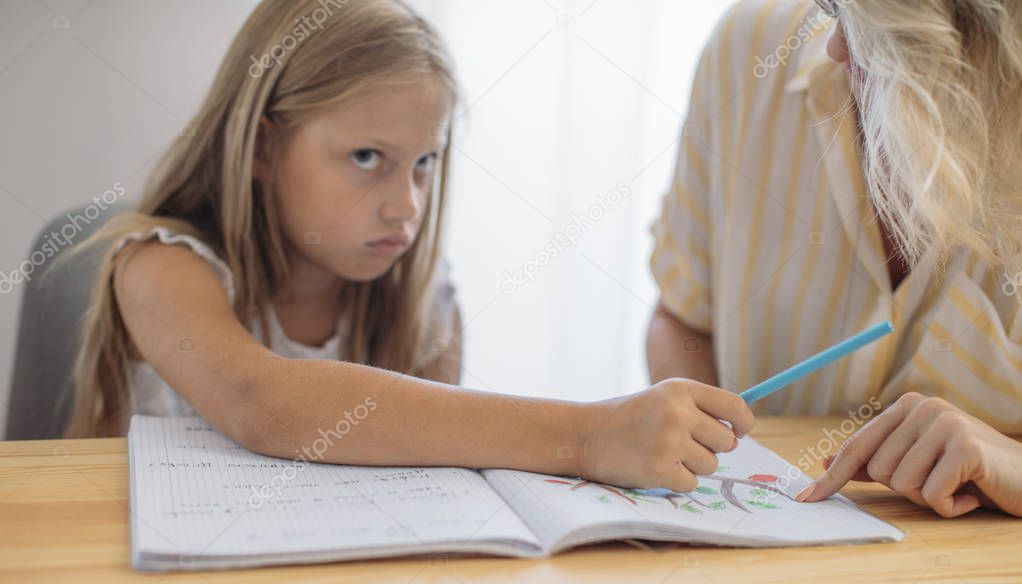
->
<box><xmin>799</xmin><ymin>392</ymin><xmax>1022</xmax><ymax>518</ymax></box>
<box><xmin>577</xmin><ymin>379</ymin><xmax>755</xmax><ymax>492</ymax></box>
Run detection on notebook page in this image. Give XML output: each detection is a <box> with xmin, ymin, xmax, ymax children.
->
<box><xmin>129</xmin><ymin>416</ymin><xmax>540</xmax><ymax>567</ymax></box>
<box><xmin>483</xmin><ymin>437</ymin><xmax>903</xmax><ymax>550</ymax></box>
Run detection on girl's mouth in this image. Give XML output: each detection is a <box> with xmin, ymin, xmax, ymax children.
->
<box><xmin>366</xmin><ymin>233</ymin><xmax>410</xmax><ymax>257</ymax></box>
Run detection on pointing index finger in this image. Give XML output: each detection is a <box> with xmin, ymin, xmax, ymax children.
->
<box><xmin>799</xmin><ymin>404</ymin><xmax>908</xmax><ymax>502</ymax></box>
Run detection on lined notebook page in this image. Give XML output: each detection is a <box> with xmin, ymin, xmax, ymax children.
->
<box><xmin>129</xmin><ymin>416</ymin><xmax>539</xmax><ymax>566</ymax></box>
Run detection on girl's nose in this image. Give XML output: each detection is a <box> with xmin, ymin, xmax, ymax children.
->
<box><xmin>379</xmin><ymin>180</ymin><xmax>421</xmax><ymax>223</ymax></box>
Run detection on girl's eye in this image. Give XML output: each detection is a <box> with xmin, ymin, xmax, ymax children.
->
<box><xmin>350</xmin><ymin>149</ymin><xmax>382</xmax><ymax>171</ymax></box>
<box><xmin>415</xmin><ymin>153</ymin><xmax>437</xmax><ymax>171</ymax></box>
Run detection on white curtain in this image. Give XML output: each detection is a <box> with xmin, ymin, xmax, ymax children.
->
<box><xmin>408</xmin><ymin>0</ymin><xmax>738</xmax><ymax>401</ymax></box>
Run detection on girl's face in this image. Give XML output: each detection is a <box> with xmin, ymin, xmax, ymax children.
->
<box><xmin>261</xmin><ymin>77</ymin><xmax>452</xmax><ymax>284</ymax></box>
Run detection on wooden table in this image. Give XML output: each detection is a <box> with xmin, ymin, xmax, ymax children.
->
<box><xmin>1</xmin><ymin>416</ymin><xmax>1020</xmax><ymax>582</ymax></box>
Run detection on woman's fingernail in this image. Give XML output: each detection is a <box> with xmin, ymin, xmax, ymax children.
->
<box><xmin>795</xmin><ymin>483</ymin><xmax>816</xmax><ymax>502</ymax></box>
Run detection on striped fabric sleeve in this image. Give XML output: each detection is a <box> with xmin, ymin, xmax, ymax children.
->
<box><xmin>649</xmin><ymin>31</ymin><xmax>718</xmax><ymax>333</ymax></box>
<box><xmin>888</xmin><ymin>270</ymin><xmax>1022</xmax><ymax>433</ymax></box>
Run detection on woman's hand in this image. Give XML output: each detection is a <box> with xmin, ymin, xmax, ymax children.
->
<box><xmin>577</xmin><ymin>378</ymin><xmax>755</xmax><ymax>492</ymax></box>
<box><xmin>799</xmin><ymin>392</ymin><xmax>1022</xmax><ymax>517</ymax></box>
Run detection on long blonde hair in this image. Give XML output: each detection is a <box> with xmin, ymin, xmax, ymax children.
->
<box><xmin>841</xmin><ymin>0</ymin><xmax>1022</xmax><ymax>270</ymax></box>
<box><xmin>66</xmin><ymin>0</ymin><xmax>458</xmax><ymax>437</ymax></box>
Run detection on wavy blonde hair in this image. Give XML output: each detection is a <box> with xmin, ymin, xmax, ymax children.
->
<box><xmin>841</xmin><ymin>0</ymin><xmax>1022</xmax><ymax>270</ymax></box>
<box><xmin>66</xmin><ymin>0</ymin><xmax>457</xmax><ymax>437</ymax></box>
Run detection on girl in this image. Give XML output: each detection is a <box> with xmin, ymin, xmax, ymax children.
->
<box><xmin>647</xmin><ymin>0</ymin><xmax>1022</xmax><ymax>516</ymax></box>
<box><xmin>66</xmin><ymin>0</ymin><xmax>754</xmax><ymax>494</ymax></box>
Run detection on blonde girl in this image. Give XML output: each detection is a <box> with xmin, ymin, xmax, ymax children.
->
<box><xmin>67</xmin><ymin>0</ymin><xmax>754</xmax><ymax>494</ymax></box>
<box><xmin>648</xmin><ymin>0</ymin><xmax>1022</xmax><ymax>516</ymax></box>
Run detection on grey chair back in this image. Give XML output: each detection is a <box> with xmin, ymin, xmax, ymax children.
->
<box><xmin>5</xmin><ymin>203</ymin><xmax>129</xmax><ymax>439</ymax></box>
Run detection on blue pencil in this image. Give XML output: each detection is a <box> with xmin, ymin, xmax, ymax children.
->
<box><xmin>634</xmin><ymin>321</ymin><xmax>895</xmax><ymax>498</ymax></box>
<box><xmin>739</xmin><ymin>320</ymin><xmax>894</xmax><ymax>404</ymax></box>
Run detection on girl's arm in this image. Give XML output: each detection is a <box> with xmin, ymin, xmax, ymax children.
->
<box><xmin>116</xmin><ymin>242</ymin><xmax>753</xmax><ymax>490</ymax></box>
<box><xmin>116</xmin><ymin>242</ymin><xmax>577</xmax><ymax>473</ymax></box>
<box><xmin>646</xmin><ymin>301</ymin><xmax>717</xmax><ymax>386</ymax></box>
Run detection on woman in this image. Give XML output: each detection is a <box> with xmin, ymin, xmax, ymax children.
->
<box><xmin>647</xmin><ymin>0</ymin><xmax>1022</xmax><ymax>517</ymax></box>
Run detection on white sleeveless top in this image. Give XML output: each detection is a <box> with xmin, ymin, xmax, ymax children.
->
<box><xmin>116</xmin><ymin>227</ymin><xmax>457</xmax><ymax>422</ymax></box>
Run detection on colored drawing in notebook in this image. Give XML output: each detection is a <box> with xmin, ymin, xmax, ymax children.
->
<box><xmin>543</xmin><ymin>465</ymin><xmax>793</xmax><ymax>513</ymax></box>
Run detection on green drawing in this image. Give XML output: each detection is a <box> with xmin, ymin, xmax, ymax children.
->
<box><xmin>679</xmin><ymin>502</ymin><xmax>702</xmax><ymax>514</ymax></box>
<box><xmin>623</xmin><ymin>489</ymin><xmax>661</xmax><ymax>504</ymax></box>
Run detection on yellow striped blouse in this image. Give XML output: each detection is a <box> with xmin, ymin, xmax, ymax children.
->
<box><xmin>650</xmin><ymin>0</ymin><xmax>1022</xmax><ymax>432</ymax></box>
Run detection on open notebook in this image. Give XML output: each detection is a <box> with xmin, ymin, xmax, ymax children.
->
<box><xmin>129</xmin><ymin>416</ymin><xmax>903</xmax><ymax>571</ymax></box>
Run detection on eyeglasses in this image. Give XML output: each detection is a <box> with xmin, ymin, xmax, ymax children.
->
<box><xmin>814</xmin><ymin>0</ymin><xmax>840</xmax><ymax>18</ymax></box>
